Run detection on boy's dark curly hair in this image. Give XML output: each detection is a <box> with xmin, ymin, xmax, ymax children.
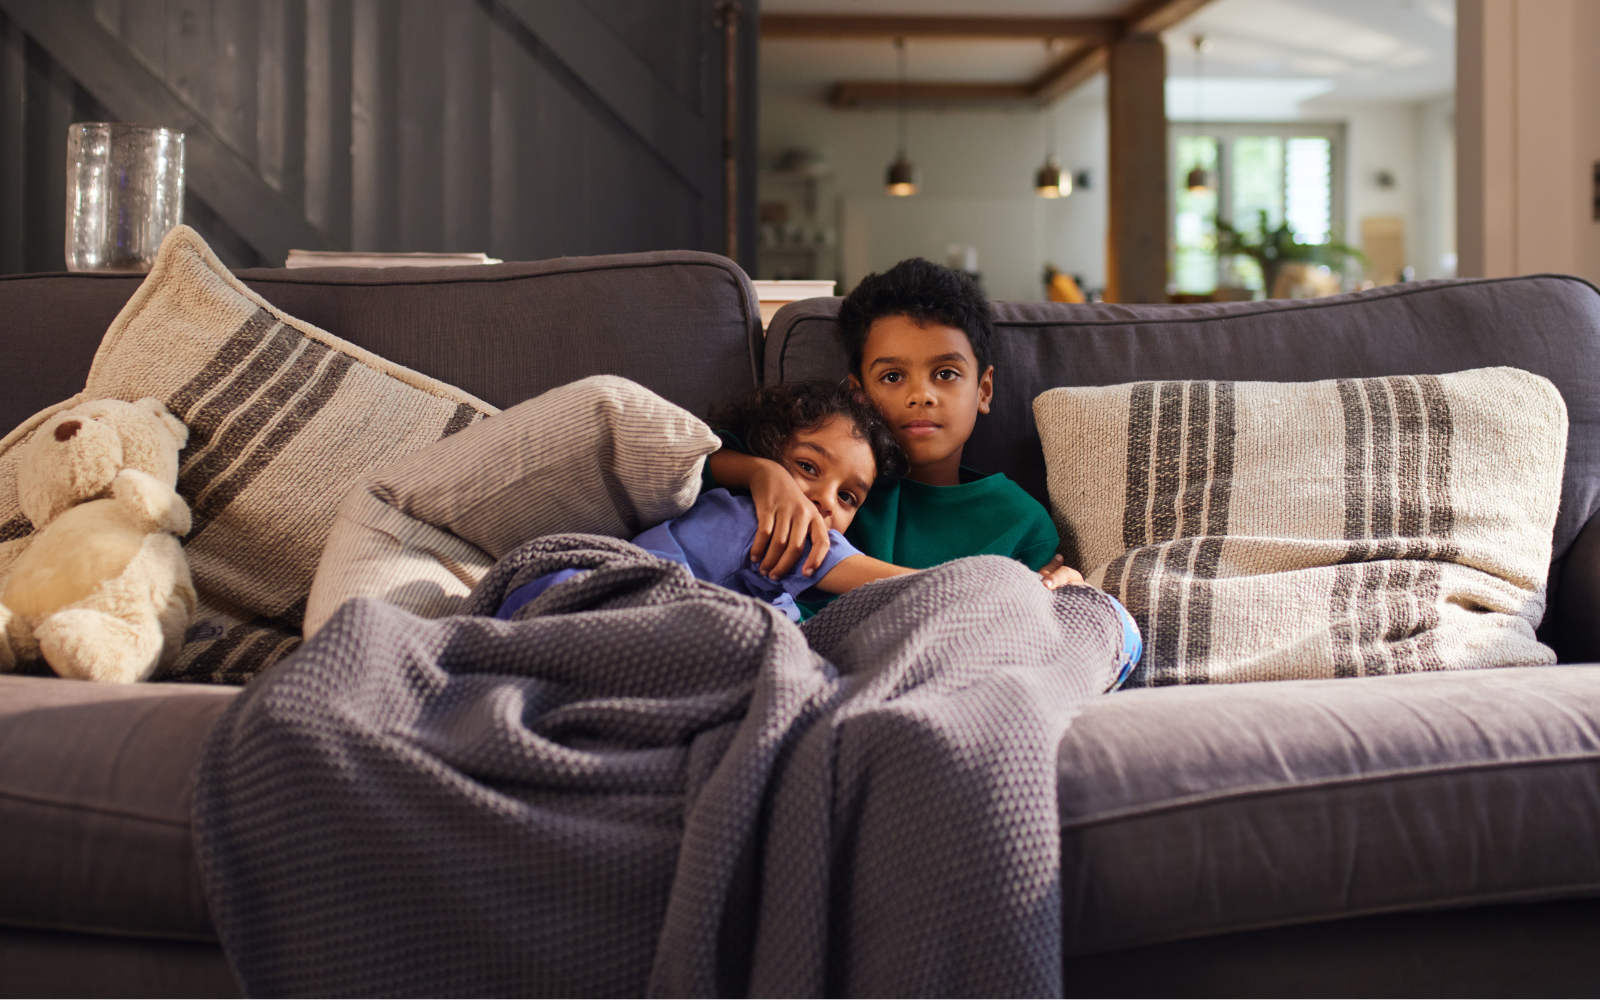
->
<box><xmin>836</xmin><ymin>257</ymin><xmax>994</xmax><ymax>378</ymax></box>
<box><xmin>707</xmin><ymin>380</ymin><xmax>908</xmax><ymax>482</ymax></box>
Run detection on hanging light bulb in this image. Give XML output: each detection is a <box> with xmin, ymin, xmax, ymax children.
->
<box><xmin>1036</xmin><ymin>157</ymin><xmax>1070</xmax><ymax>198</ymax></box>
<box><xmin>886</xmin><ymin>156</ymin><xmax>916</xmax><ymax>196</ymax></box>
<box><xmin>885</xmin><ymin>37</ymin><xmax>917</xmax><ymax>196</ymax></box>
<box><xmin>1186</xmin><ymin>35</ymin><xmax>1211</xmax><ymax>193</ymax></box>
<box><xmin>1035</xmin><ymin>84</ymin><xmax>1071</xmax><ymax>198</ymax></box>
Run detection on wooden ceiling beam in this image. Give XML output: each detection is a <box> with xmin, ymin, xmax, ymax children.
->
<box><xmin>1030</xmin><ymin>44</ymin><xmax>1111</xmax><ymax>104</ymax></box>
<box><xmin>806</xmin><ymin>0</ymin><xmax>1220</xmax><ymax>108</ymax></box>
<box><xmin>831</xmin><ymin>39</ymin><xmax>1110</xmax><ymax>108</ymax></box>
<box><xmin>1123</xmin><ymin>0</ymin><xmax>1217</xmax><ymax>36</ymax></box>
<box><xmin>763</xmin><ymin>15</ymin><xmax>1119</xmax><ymax>41</ymax></box>
<box><xmin>829</xmin><ymin>81</ymin><xmax>1035</xmax><ymax>109</ymax></box>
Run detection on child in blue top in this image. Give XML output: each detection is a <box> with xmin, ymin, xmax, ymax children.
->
<box><xmin>501</xmin><ymin>378</ymin><xmax>1143</xmax><ymax>685</ymax></box>
<box><xmin>499</xmin><ymin>381</ymin><xmax>915</xmax><ymax>622</ymax></box>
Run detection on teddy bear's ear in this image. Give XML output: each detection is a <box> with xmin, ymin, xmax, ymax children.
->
<box><xmin>137</xmin><ymin>397</ymin><xmax>189</xmax><ymax>449</ymax></box>
<box><xmin>19</xmin><ymin>408</ymin><xmax>123</xmax><ymax>529</ymax></box>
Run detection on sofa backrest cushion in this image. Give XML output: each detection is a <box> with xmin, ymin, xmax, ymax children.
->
<box><xmin>764</xmin><ymin>275</ymin><xmax>1600</xmax><ymax>562</ymax></box>
<box><xmin>1034</xmin><ymin>368</ymin><xmax>1564</xmax><ymax>685</ymax></box>
<box><xmin>0</xmin><ymin>249</ymin><xmax>762</xmax><ymax>436</ymax></box>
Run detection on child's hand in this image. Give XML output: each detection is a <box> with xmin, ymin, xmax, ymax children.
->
<box><xmin>1039</xmin><ymin>555</ymin><xmax>1085</xmax><ymax>590</ymax></box>
<box><xmin>749</xmin><ymin>460</ymin><xmax>831</xmax><ymax>579</ymax></box>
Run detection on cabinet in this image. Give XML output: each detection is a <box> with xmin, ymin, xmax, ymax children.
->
<box><xmin>756</xmin><ymin>164</ymin><xmax>838</xmax><ymax>282</ymax></box>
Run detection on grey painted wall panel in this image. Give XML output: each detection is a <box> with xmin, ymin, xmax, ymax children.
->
<box><xmin>397</xmin><ymin>0</ymin><xmax>443</xmax><ymax>253</ymax></box>
<box><xmin>0</xmin><ymin>17</ymin><xmax>25</xmax><ymax>274</ymax></box>
<box><xmin>256</xmin><ymin>0</ymin><xmax>306</xmax><ymax>210</ymax></box>
<box><xmin>0</xmin><ymin>0</ymin><xmax>756</xmax><ymax>272</ymax></box>
<box><xmin>96</xmin><ymin>0</ymin><xmax>167</xmax><ymax>80</ymax></box>
<box><xmin>442</xmin><ymin>1</ymin><xmax>489</xmax><ymax>253</ymax></box>
<box><xmin>487</xmin><ymin>20</ymin><xmax>526</xmax><ymax>259</ymax></box>
<box><xmin>22</xmin><ymin>40</ymin><xmax>75</xmax><ymax>272</ymax></box>
<box><xmin>581</xmin><ymin>0</ymin><xmax>705</xmax><ymax>116</ymax></box>
<box><xmin>206</xmin><ymin>0</ymin><xmax>259</xmax><ymax>163</ymax></box>
<box><xmin>351</xmin><ymin>0</ymin><xmax>398</xmax><ymax>251</ymax></box>
<box><xmin>303</xmin><ymin>0</ymin><xmax>351</xmax><ymax>248</ymax></box>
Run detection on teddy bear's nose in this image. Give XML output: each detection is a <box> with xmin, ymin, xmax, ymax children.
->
<box><xmin>54</xmin><ymin>420</ymin><xmax>81</xmax><ymax>442</ymax></box>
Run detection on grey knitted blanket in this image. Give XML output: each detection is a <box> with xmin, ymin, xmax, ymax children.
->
<box><xmin>193</xmin><ymin>535</ymin><xmax>1127</xmax><ymax>997</ymax></box>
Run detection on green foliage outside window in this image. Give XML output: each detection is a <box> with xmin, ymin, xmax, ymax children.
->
<box><xmin>1213</xmin><ymin>210</ymin><xmax>1367</xmax><ymax>298</ymax></box>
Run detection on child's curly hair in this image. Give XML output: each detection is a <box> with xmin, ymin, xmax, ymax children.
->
<box><xmin>837</xmin><ymin>256</ymin><xmax>993</xmax><ymax>379</ymax></box>
<box><xmin>707</xmin><ymin>381</ymin><xmax>909</xmax><ymax>482</ymax></box>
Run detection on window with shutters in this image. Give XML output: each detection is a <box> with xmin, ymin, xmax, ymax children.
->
<box><xmin>1171</xmin><ymin>122</ymin><xmax>1346</xmax><ymax>295</ymax></box>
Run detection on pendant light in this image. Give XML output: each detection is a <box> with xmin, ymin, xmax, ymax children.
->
<box><xmin>1035</xmin><ymin>87</ymin><xmax>1071</xmax><ymax>198</ymax></box>
<box><xmin>1185</xmin><ymin>35</ymin><xmax>1211</xmax><ymax>194</ymax></box>
<box><xmin>885</xmin><ymin>37</ymin><xmax>917</xmax><ymax>196</ymax></box>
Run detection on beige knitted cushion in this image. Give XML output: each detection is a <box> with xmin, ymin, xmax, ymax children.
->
<box><xmin>305</xmin><ymin>375</ymin><xmax>720</xmax><ymax>637</ymax></box>
<box><xmin>1033</xmin><ymin>367</ymin><xmax>1566</xmax><ymax>686</ymax></box>
<box><xmin>0</xmin><ymin>226</ymin><xmax>496</xmax><ymax>683</ymax></box>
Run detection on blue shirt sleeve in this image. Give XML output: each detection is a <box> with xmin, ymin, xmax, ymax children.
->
<box><xmin>632</xmin><ymin>490</ymin><xmax>861</xmax><ymax>613</ymax></box>
<box><xmin>496</xmin><ymin>568</ymin><xmax>587</xmax><ymax>619</ymax></box>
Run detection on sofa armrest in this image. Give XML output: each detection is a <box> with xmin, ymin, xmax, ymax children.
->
<box><xmin>1553</xmin><ymin>509</ymin><xmax>1600</xmax><ymax>662</ymax></box>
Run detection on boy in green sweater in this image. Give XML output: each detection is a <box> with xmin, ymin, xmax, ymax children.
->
<box><xmin>708</xmin><ymin>257</ymin><xmax>1082</xmax><ymax>593</ymax></box>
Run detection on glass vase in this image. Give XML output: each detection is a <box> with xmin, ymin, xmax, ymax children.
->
<box><xmin>65</xmin><ymin>122</ymin><xmax>185</xmax><ymax>273</ymax></box>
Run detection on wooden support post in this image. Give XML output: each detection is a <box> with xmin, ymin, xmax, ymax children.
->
<box><xmin>1106</xmin><ymin>33</ymin><xmax>1168</xmax><ymax>304</ymax></box>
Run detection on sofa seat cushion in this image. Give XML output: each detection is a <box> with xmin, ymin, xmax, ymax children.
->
<box><xmin>0</xmin><ymin>676</ymin><xmax>235</xmax><ymax>941</ymax></box>
<box><xmin>1057</xmin><ymin>665</ymin><xmax>1600</xmax><ymax>956</ymax></box>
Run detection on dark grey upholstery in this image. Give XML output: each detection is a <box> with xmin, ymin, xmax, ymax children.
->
<box><xmin>0</xmin><ymin>252</ymin><xmax>761</xmax><ymax>996</ymax></box>
<box><xmin>0</xmin><ymin>677</ymin><xmax>232</xmax><ymax>942</ymax></box>
<box><xmin>764</xmin><ymin>276</ymin><xmax>1600</xmax><ymax>661</ymax></box>
<box><xmin>766</xmin><ymin>278</ymin><xmax>1600</xmax><ymax>975</ymax></box>
<box><xmin>1062</xmin><ymin>897</ymin><xmax>1600</xmax><ymax>997</ymax></box>
<box><xmin>1</xmin><ymin>258</ymin><xmax>1598</xmax><ymax>996</ymax></box>
<box><xmin>0</xmin><ymin>926</ymin><xmax>239</xmax><ymax>998</ymax></box>
<box><xmin>0</xmin><ymin>250</ymin><xmax>763</xmax><ymax>433</ymax></box>
<box><xmin>1056</xmin><ymin>666</ymin><xmax>1600</xmax><ymax>956</ymax></box>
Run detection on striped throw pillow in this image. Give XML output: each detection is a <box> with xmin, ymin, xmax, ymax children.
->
<box><xmin>0</xmin><ymin>226</ymin><xmax>497</xmax><ymax>684</ymax></box>
<box><xmin>1033</xmin><ymin>367</ymin><xmax>1565</xmax><ymax>686</ymax></box>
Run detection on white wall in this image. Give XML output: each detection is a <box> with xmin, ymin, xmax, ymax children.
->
<box><xmin>1300</xmin><ymin>96</ymin><xmax>1457</xmax><ymax>281</ymax></box>
<box><xmin>762</xmin><ymin>70</ymin><xmax>1454</xmax><ymax>299</ymax></box>
<box><xmin>1458</xmin><ymin>0</ymin><xmax>1600</xmax><ymax>281</ymax></box>
<box><xmin>759</xmin><ymin>78</ymin><xmax>1109</xmax><ymax>300</ymax></box>
<box><xmin>1414</xmin><ymin>95</ymin><xmax>1458</xmax><ymax>280</ymax></box>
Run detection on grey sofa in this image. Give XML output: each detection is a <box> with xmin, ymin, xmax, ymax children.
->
<box><xmin>1</xmin><ymin>254</ymin><xmax>1598</xmax><ymax>997</ymax></box>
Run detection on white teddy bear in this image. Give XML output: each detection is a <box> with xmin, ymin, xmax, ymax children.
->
<box><xmin>0</xmin><ymin>398</ymin><xmax>197</xmax><ymax>683</ymax></box>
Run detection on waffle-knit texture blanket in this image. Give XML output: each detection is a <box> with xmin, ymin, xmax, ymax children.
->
<box><xmin>193</xmin><ymin>534</ymin><xmax>1126</xmax><ymax>997</ymax></box>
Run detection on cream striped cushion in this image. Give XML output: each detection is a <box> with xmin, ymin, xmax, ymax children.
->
<box><xmin>1033</xmin><ymin>367</ymin><xmax>1566</xmax><ymax>685</ymax></box>
<box><xmin>305</xmin><ymin>375</ymin><xmax>720</xmax><ymax>637</ymax></box>
<box><xmin>0</xmin><ymin>226</ymin><xmax>497</xmax><ymax>684</ymax></box>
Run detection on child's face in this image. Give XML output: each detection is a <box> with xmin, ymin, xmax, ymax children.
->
<box><xmin>780</xmin><ymin>416</ymin><xmax>878</xmax><ymax>533</ymax></box>
<box><xmin>851</xmin><ymin>314</ymin><xmax>993</xmax><ymax>483</ymax></box>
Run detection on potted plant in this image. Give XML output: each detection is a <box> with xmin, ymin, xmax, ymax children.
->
<box><xmin>1213</xmin><ymin>209</ymin><xmax>1368</xmax><ymax>298</ymax></box>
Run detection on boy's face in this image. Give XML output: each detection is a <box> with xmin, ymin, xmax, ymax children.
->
<box><xmin>780</xmin><ymin>416</ymin><xmax>877</xmax><ymax>533</ymax></box>
<box><xmin>851</xmin><ymin>314</ymin><xmax>993</xmax><ymax>485</ymax></box>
